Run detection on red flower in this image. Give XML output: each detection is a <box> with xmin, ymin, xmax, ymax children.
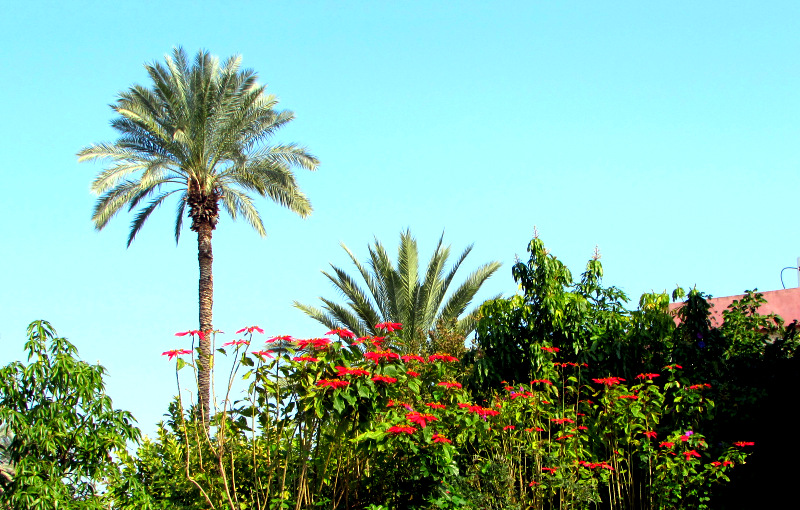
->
<box><xmin>325</xmin><ymin>328</ymin><xmax>355</xmax><ymax>339</ymax></box>
<box><xmin>643</xmin><ymin>431</ymin><xmax>657</xmax><ymax>439</ymax></box>
<box><xmin>540</xmin><ymin>346</ymin><xmax>560</xmax><ymax>353</ymax></box>
<box><xmin>375</xmin><ymin>322</ymin><xmax>403</xmax><ymax>332</ymax></box>
<box><xmin>592</xmin><ymin>377</ymin><xmax>626</xmax><ymax>386</ymax></box>
<box><xmin>222</xmin><ymin>339</ymin><xmax>250</xmax><ymax>347</ymax></box>
<box><xmin>531</xmin><ymin>379</ymin><xmax>553</xmax><ymax>385</ymax></box>
<box><xmin>437</xmin><ymin>381</ymin><xmax>462</xmax><ymax>389</ymax></box>
<box><xmin>371</xmin><ymin>375</ymin><xmax>398</xmax><ymax>384</ymax></box>
<box><xmin>316</xmin><ymin>379</ymin><xmax>349</xmax><ymax>389</ymax></box>
<box><xmin>266</xmin><ymin>335</ymin><xmax>293</xmax><ymax>343</ymax></box>
<box><xmin>426</xmin><ymin>402</ymin><xmax>446</xmax><ymax>409</ymax></box>
<box><xmin>251</xmin><ymin>350</ymin><xmax>274</xmax><ymax>359</ymax></box>
<box><xmin>296</xmin><ymin>338</ymin><xmax>331</xmax><ymax>350</ymax></box>
<box><xmin>555</xmin><ymin>434</ymin><xmax>574</xmax><ymax>441</ymax></box>
<box><xmin>541</xmin><ymin>467</ymin><xmax>558</xmax><ymax>474</ymax></box>
<box><xmin>292</xmin><ymin>356</ymin><xmax>319</xmax><ymax>363</ymax></box>
<box><xmin>175</xmin><ymin>330</ymin><xmax>206</xmax><ymax>341</ymax></box>
<box><xmin>406</xmin><ymin>411</ymin><xmax>438</xmax><ymax>428</ymax></box>
<box><xmin>364</xmin><ymin>351</ymin><xmax>400</xmax><ymax>363</ymax></box>
<box><xmin>406</xmin><ymin>370</ymin><xmax>420</xmax><ymax>378</ymax></box>
<box><xmin>387</xmin><ymin>425</ymin><xmax>416</xmax><ymax>434</ymax></box>
<box><xmin>578</xmin><ymin>426</ymin><xmax>588</xmax><ymax>430</ymax></box>
<box><xmin>432</xmin><ymin>433</ymin><xmax>452</xmax><ymax>444</ymax></box>
<box><xmin>401</xmin><ymin>354</ymin><xmax>426</xmax><ymax>363</ymax></box>
<box><xmin>162</xmin><ymin>349</ymin><xmax>192</xmax><ymax>360</ymax></box>
<box><xmin>664</xmin><ymin>364</ymin><xmax>683</xmax><ymax>370</ymax></box>
<box><xmin>636</xmin><ymin>373</ymin><xmax>660</xmax><ymax>380</ymax></box>
<box><xmin>335</xmin><ymin>366</ymin><xmax>371</xmax><ymax>377</ymax></box>
<box><xmin>429</xmin><ymin>353</ymin><xmax>459</xmax><ymax>363</ymax></box>
<box><xmin>235</xmin><ymin>326</ymin><xmax>264</xmax><ymax>334</ymax></box>
<box><xmin>550</xmin><ymin>417</ymin><xmax>575</xmax><ymax>425</ymax></box>
<box><xmin>689</xmin><ymin>383</ymin><xmax>712</xmax><ymax>390</ymax></box>
<box><xmin>733</xmin><ymin>441</ymin><xmax>755</xmax><ymax>447</ymax></box>
<box><xmin>659</xmin><ymin>441</ymin><xmax>675</xmax><ymax>448</ymax></box>
<box><xmin>683</xmin><ymin>449</ymin><xmax>701</xmax><ymax>460</ymax></box>
<box><xmin>617</xmin><ymin>395</ymin><xmax>638</xmax><ymax>400</ymax></box>
<box><xmin>503</xmin><ymin>425</ymin><xmax>516</xmax><ymax>431</ymax></box>
<box><xmin>529</xmin><ymin>481</ymin><xmax>539</xmax><ymax>486</ymax></box>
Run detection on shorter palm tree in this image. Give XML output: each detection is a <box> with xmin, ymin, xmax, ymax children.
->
<box><xmin>294</xmin><ymin>230</ymin><xmax>501</xmax><ymax>353</ymax></box>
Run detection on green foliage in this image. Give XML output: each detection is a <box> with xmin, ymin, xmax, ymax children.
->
<box><xmin>294</xmin><ymin>230</ymin><xmax>501</xmax><ymax>354</ymax></box>
<box><xmin>0</xmin><ymin>321</ymin><xmax>142</xmax><ymax>509</ymax></box>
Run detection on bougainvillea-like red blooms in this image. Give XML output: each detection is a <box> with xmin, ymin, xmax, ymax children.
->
<box><xmin>636</xmin><ymin>373</ymin><xmax>660</xmax><ymax>380</ymax></box>
<box><xmin>364</xmin><ymin>351</ymin><xmax>401</xmax><ymax>363</ymax></box>
<box><xmin>251</xmin><ymin>350</ymin><xmax>274</xmax><ymax>359</ymax></box>
<box><xmin>733</xmin><ymin>441</ymin><xmax>755</xmax><ymax>447</ymax></box>
<box><xmin>387</xmin><ymin>425</ymin><xmax>416</xmax><ymax>434</ymax></box>
<box><xmin>162</xmin><ymin>349</ymin><xmax>193</xmax><ymax>360</ymax></box>
<box><xmin>659</xmin><ymin>441</ymin><xmax>675</xmax><ymax>448</ymax></box>
<box><xmin>550</xmin><ymin>417</ymin><xmax>575</xmax><ymax>424</ymax></box>
<box><xmin>316</xmin><ymin>379</ymin><xmax>349</xmax><ymax>389</ymax></box>
<box><xmin>683</xmin><ymin>449</ymin><xmax>701</xmax><ymax>460</ymax></box>
<box><xmin>531</xmin><ymin>379</ymin><xmax>553</xmax><ymax>385</ymax></box>
<box><xmin>503</xmin><ymin>425</ymin><xmax>516</xmax><ymax>431</ymax></box>
<box><xmin>401</xmin><ymin>354</ymin><xmax>426</xmax><ymax>363</ymax></box>
<box><xmin>335</xmin><ymin>366</ymin><xmax>371</xmax><ymax>377</ymax></box>
<box><xmin>266</xmin><ymin>335</ymin><xmax>293</xmax><ymax>343</ymax></box>
<box><xmin>540</xmin><ymin>346</ymin><xmax>560</xmax><ymax>353</ymax></box>
<box><xmin>292</xmin><ymin>356</ymin><xmax>319</xmax><ymax>362</ymax></box>
<box><xmin>375</xmin><ymin>322</ymin><xmax>403</xmax><ymax>332</ymax></box>
<box><xmin>175</xmin><ymin>330</ymin><xmax>206</xmax><ymax>340</ymax></box>
<box><xmin>643</xmin><ymin>431</ymin><xmax>657</xmax><ymax>439</ymax></box>
<box><xmin>405</xmin><ymin>411</ymin><xmax>438</xmax><ymax>428</ymax></box>
<box><xmin>429</xmin><ymin>353</ymin><xmax>459</xmax><ymax>363</ymax></box>
<box><xmin>371</xmin><ymin>375</ymin><xmax>398</xmax><ymax>384</ymax></box>
<box><xmin>541</xmin><ymin>467</ymin><xmax>558</xmax><ymax>474</ymax></box>
<box><xmin>474</xmin><ymin>407</ymin><xmax>500</xmax><ymax>417</ymax></box>
<box><xmin>406</xmin><ymin>370</ymin><xmax>420</xmax><ymax>377</ymax></box>
<box><xmin>437</xmin><ymin>381</ymin><xmax>462</xmax><ymax>389</ymax></box>
<box><xmin>592</xmin><ymin>377</ymin><xmax>626</xmax><ymax>386</ymax></box>
<box><xmin>432</xmin><ymin>434</ymin><xmax>452</xmax><ymax>444</ymax></box>
<box><xmin>325</xmin><ymin>328</ymin><xmax>355</xmax><ymax>339</ymax></box>
<box><xmin>236</xmin><ymin>326</ymin><xmax>264</xmax><ymax>334</ymax></box>
<box><xmin>426</xmin><ymin>402</ymin><xmax>446</xmax><ymax>409</ymax></box>
<box><xmin>222</xmin><ymin>339</ymin><xmax>250</xmax><ymax>347</ymax></box>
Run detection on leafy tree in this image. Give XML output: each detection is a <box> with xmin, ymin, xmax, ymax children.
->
<box><xmin>294</xmin><ymin>230</ymin><xmax>501</xmax><ymax>353</ymax></box>
<box><xmin>0</xmin><ymin>321</ymin><xmax>142</xmax><ymax>509</ymax></box>
<box><xmin>78</xmin><ymin>47</ymin><xmax>319</xmax><ymax>422</ymax></box>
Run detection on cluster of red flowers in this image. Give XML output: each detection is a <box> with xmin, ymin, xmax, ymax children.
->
<box><xmin>316</xmin><ymin>379</ymin><xmax>349</xmax><ymax>389</ymax></box>
<box><xmin>664</xmin><ymin>364</ymin><xmax>683</xmax><ymax>370</ymax></box>
<box><xmin>251</xmin><ymin>350</ymin><xmax>274</xmax><ymax>359</ymax></box>
<box><xmin>325</xmin><ymin>328</ymin><xmax>355</xmax><ymax>339</ymax></box>
<box><xmin>541</xmin><ymin>467</ymin><xmax>558</xmax><ymax>474</ymax></box>
<box><xmin>553</xmin><ymin>362</ymin><xmax>587</xmax><ymax>368</ymax></box>
<box><xmin>432</xmin><ymin>433</ymin><xmax>452</xmax><ymax>444</ymax></box>
<box><xmin>222</xmin><ymin>339</ymin><xmax>250</xmax><ymax>347</ymax></box>
<box><xmin>636</xmin><ymin>373</ymin><xmax>660</xmax><ymax>380</ymax></box>
<box><xmin>375</xmin><ymin>322</ymin><xmax>403</xmax><ymax>332</ymax></box>
<box><xmin>387</xmin><ymin>425</ymin><xmax>416</xmax><ymax>434</ymax></box>
<box><xmin>162</xmin><ymin>349</ymin><xmax>193</xmax><ymax>360</ymax></box>
<box><xmin>401</xmin><ymin>354</ymin><xmax>426</xmax><ymax>363</ymax></box>
<box><xmin>405</xmin><ymin>411</ymin><xmax>438</xmax><ymax>428</ymax></box>
<box><xmin>688</xmin><ymin>383</ymin><xmax>712</xmax><ymax>390</ymax></box>
<box><xmin>531</xmin><ymin>379</ymin><xmax>553</xmax><ymax>385</ymax></box>
<box><xmin>683</xmin><ymin>449</ymin><xmax>701</xmax><ymax>460</ymax></box>
<box><xmin>293</xmin><ymin>356</ymin><xmax>319</xmax><ymax>363</ymax></box>
<box><xmin>617</xmin><ymin>395</ymin><xmax>638</xmax><ymax>400</ymax></box>
<box><xmin>364</xmin><ymin>351</ymin><xmax>400</xmax><ymax>363</ymax></box>
<box><xmin>236</xmin><ymin>326</ymin><xmax>264</xmax><ymax>334</ymax></box>
<box><xmin>426</xmin><ymin>402</ymin><xmax>446</xmax><ymax>409</ymax></box>
<box><xmin>592</xmin><ymin>376</ymin><xmax>626</xmax><ymax>386</ymax></box>
<box><xmin>578</xmin><ymin>460</ymin><xmax>613</xmax><ymax>470</ymax></box>
<box><xmin>267</xmin><ymin>335</ymin><xmax>293</xmax><ymax>343</ymax></box>
<box><xmin>643</xmin><ymin>431</ymin><xmax>658</xmax><ymax>439</ymax></box>
<box><xmin>429</xmin><ymin>353</ymin><xmax>459</xmax><ymax>363</ymax></box>
<box><xmin>457</xmin><ymin>402</ymin><xmax>500</xmax><ymax>417</ymax></box>
<box><xmin>550</xmin><ymin>417</ymin><xmax>575</xmax><ymax>424</ymax></box>
<box><xmin>296</xmin><ymin>338</ymin><xmax>331</xmax><ymax>350</ymax></box>
<box><xmin>540</xmin><ymin>346</ymin><xmax>560</xmax><ymax>353</ymax></box>
<box><xmin>711</xmin><ymin>460</ymin><xmax>734</xmax><ymax>467</ymax></box>
<box><xmin>335</xmin><ymin>366</ymin><xmax>371</xmax><ymax>377</ymax></box>
<box><xmin>659</xmin><ymin>441</ymin><xmax>675</xmax><ymax>448</ymax></box>
<box><xmin>733</xmin><ymin>441</ymin><xmax>755</xmax><ymax>447</ymax></box>
<box><xmin>406</xmin><ymin>370</ymin><xmax>420</xmax><ymax>378</ymax></box>
<box><xmin>175</xmin><ymin>330</ymin><xmax>206</xmax><ymax>341</ymax></box>
<box><xmin>371</xmin><ymin>375</ymin><xmax>398</xmax><ymax>384</ymax></box>
<box><xmin>437</xmin><ymin>381</ymin><xmax>462</xmax><ymax>389</ymax></box>
<box><xmin>503</xmin><ymin>425</ymin><xmax>516</xmax><ymax>431</ymax></box>
<box><xmin>510</xmin><ymin>391</ymin><xmax>535</xmax><ymax>400</ymax></box>
<box><xmin>525</xmin><ymin>427</ymin><xmax>545</xmax><ymax>433</ymax></box>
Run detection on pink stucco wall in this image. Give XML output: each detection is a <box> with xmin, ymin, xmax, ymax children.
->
<box><xmin>668</xmin><ymin>287</ymin><xmax>800</xmax><ymax>326</ymax></box>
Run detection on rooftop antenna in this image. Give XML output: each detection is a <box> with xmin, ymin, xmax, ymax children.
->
<box><xmin>779</xmin><ymin>260</ymin><xmax>800</xmax><ymax>289</ymax></box>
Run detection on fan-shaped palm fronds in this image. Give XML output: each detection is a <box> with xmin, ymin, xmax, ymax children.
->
<box><xmin>295</xmin><ymin>230</ymin><xmax>501</xmax><ymax>353</ymax></box>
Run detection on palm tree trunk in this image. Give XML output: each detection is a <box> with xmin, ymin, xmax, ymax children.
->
<box><xmin>197</xmin><ymin>222</ymin><xmax>214</xmax><ymax>426</ymax></box>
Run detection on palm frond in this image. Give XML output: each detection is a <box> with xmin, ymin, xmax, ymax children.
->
<box><xmin>127</xmin><ymin>190</ymin><xmax>178</xmax><ymax>247</ymax></box>
<box><xmin>439</xmin><ymin>262</ymin><xmax>503</xmax><ymax>324</ymax></box>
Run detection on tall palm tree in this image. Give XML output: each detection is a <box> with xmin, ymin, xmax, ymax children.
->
<box><xmin>78</xmin><ymin>48</ymin><xmax>319</xmax><ymax>424</ymax></box>
<box><xmin>294</xmin><ymin>230</ymin><xmax>501</xmax><ymax>352</ymax></box>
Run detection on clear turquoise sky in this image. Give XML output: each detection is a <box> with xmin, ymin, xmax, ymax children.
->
<box><xmin>2</xmin><ymin>1</ymin><xmax>798</xmax><ymax>433</ymax></box>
